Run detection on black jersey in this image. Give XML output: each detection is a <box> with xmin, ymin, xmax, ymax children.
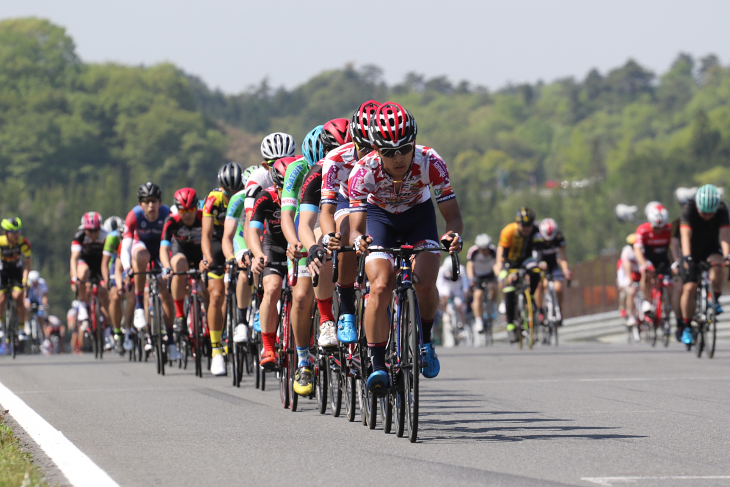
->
<box><xmin>680</xmin><ymin>200</ymin><xmax>730</xmax><ymax>257</ymax></box>
<box><xmin>299</xmin><ymin>164</ymin><xmax>323</xmax><ymax>212</ymax></box>
<box><xmin>161</xmin><ymin>209</ymin><xmax>203</xmax><ymax>253</ymax></box>
<box><xmin>250</xmin><ymin>187</ymin><xmax>287</xmax><ymax>248</ymax></box>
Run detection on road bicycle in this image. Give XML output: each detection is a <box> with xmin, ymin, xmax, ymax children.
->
<box><xmin>506</xmin><ymin>267</ymin><xmax>539</xmax><ymax>350</ymax></box>
<box><xmin>130</xmin><ymin>267</ymin><xmax>166</xmax><ymax>375</ymax></box>
<box><xmin>2</xmin><ymin>283</ymin><xmax>20</xmax><ymax>358</ymax></box>
<box><xmin>689</xmin><ymin>261</ymin><xmax>722</xmax><ymax>358</ymax></box>
<box><xmin>442</xmin><ymin>297</ymin><xmax>471</xmax><ymax>347</ymax></box>
<box><xmin>357</xmin><ymin>241</ymin><xmax>460</xmax><ymax>442</ymax></box>
<box><xmin>643</xmin><ymin>267</ymin><xmax>672</xmax><ymax>348</ymax></box>
<box><xmin>27</xmin><ymin>302</ymin><xmax>45</xmax><ymax>354</ymax></box>
<box><xmin>77</xmin><ymin>276</ymin><xmax>105</xmax><ymax>359</ymax></box>
<box><xmin>169</xmin><ymin>269</ymin><xmax>208</xmax><ymax>377</ymax></box>
<box><xmin>540</xmin><ymin>273</ymin><xmax>566</xmax><ymax>346</ymax></box>
<box><xmin>476</xmin><ymin>279</ymin><xmax>496</xmax><ymax>346</ymax></box>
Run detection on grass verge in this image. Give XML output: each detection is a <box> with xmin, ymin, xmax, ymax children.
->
<box><xmin>0</xmin><ymin>410</ymin><xmax>49</xmax><ymax>487</ymax></box>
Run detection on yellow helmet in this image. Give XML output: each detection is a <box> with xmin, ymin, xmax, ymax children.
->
<box><xmin>1</xmin><ymin>217</ymin><xmax>21</xmax><ymax>232</ymax></box>
<box><xmin>626</xmin><ymin>233</ymin><xmax>636</xmax><ymax>245</ymax></box>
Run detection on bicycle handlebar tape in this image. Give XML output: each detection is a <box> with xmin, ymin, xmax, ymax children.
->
<box><xmin>332</xmin><ymin>249</ymin><xmax>339</xmax><ymax>283</ymax></box>
<box><xmin>312</xmin><ymin>249</ymin><xmax>325</xmax><ymax>288</ymax></box>
<box><xmin>450</xmin><ymin>252</ymin><xmax>460</xmax><ymax>282</ymax></box>
<box><xmin>357</xmin><ymin>254</ymin><xmax>366</xmax><ymax>285</ymax></box>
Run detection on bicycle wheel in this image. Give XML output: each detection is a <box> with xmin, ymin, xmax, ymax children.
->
<box><xmin>706</xmin><ymin>298</ymin><xmax>717</xmax><ymax>358</ymax></box>
<box><xmin>288</xmin><ymin>303</ymin><xmax>298</xmax><ymax>412</ymax></box>
<box><xmin>483</xmin><ymin>295</ymin><xmax>494</xmax><ymax>346</ymax></box>
<box><xmin>404</xmin><ymin>288</ymin><xmax>420</xmax><ymax>443</ymax></box>
<box><xmin>94</xmin><ymin>297</ymin><xmax>104</xmax><ymax>359</ymax></box>
<box><xmin>227</xmin><ymin>293</ymin><xmax>240</xmax><ymax>387</ymax></box>
<box><xmin>317</xmin><ymin>355</ymin><xmax>328</xmax><ymax>414</ymax></box>
<box><xmin>380</xmin><ymin>395</ymin><xmax>392</xmax><ymax>434</ymax></box>
<box><xmin>153</xmin><ymin>296</ymin><xmax>165</xmax><ymax>376</ymax></box>
<box><xmin>193</xmin><ymin>298</ymin><xmax>203</xmax><ymax>377</ymax></box>
<box><xmin>328</xmin><ymin>353</ymin><xmax>342</xmax><ymax>417</ymax></box>
<box><xmin>253</xmin><ymin>338</ymin><xmax>261</xmax><ymax>389</ymax></box>
<box><xmin>345</xmin><ymin>375</ymin><xmax>356</xmax><ymax>422</ymax></box>
<box><xmin>7</xmin><ymin>301</ymin><xmax>17</xmax><ymax>359</ymax></box>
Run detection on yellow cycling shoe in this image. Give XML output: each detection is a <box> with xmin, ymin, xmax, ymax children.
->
<box><xmin>293</xmin><ymin>365</ymin><xmax>313</xmax><ymax>396</ymax></box>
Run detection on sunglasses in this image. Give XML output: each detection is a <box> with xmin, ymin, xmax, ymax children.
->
<box><xmin>354</xmin><ymin>143</ymin><xmax>373</xmax><ymax>155</ymax></box>
<box><xmin>5</xmin><ymin>230</ymin><xmax>19</xmax><ymax>235</ymax></box>
<box><xmin>139</xmin><ymin>198</ymin><xmax>160</xmax><ymax>205</ymax></box>
<box><xmin>380</xmin><ymin>143</ymin><xmax>414</xmax><ymax>158</ymax></box>
<box><xmin>85</xmin><ymin>228</ymin><xmax>100</xmax><ymax>233</ymax></box>
<box><xmin>178</xmin><ymin>207</ymin><xmax>196</xmax><ymax>214</ymax></box>
<box><xmin>517</xmin><ymin>221</ymin><xmax>533</xmax><ymax>227</ymax></box>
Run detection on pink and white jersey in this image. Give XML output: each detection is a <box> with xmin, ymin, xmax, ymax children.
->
<box><xmin>348</xmin><ymin>146</ymin><xmax>455</xmax><ymax>214</ymax></box>
<box><xmin>321</xmin><ymin>142</ymin><xmax>358</xmax><ymax>205</ymax></box>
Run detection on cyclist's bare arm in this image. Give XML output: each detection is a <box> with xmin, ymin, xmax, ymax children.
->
<box><xmin>349</xmin><ymin>211</ymin><xmax>368</xmax><ymax>252</ymax></box>
<box><xmin>70</xmin><ymin>250</ymin><xmax>81</xmax><ymax>281</ymax></box>
<box><xmin>680</xmin><ymin>225</ymin><xmax>692</xmax><ymax>257</ymax></box>
<box><xmin>493</xmin><ymin>246</ymin><xmax>504</xmax><ymax>275</ymax></box>
<box><xmin>437</xmin><ymin>199</ymin><xmax>464</xmax><ymax>250</ymax></box>
<box><xmin>670</xmin><ymin>236</ymin><xmax>682</xmax><ymax>262</ymax></box>
<box><xmin>633</xmin><ymin>243</ymin><xmax>647</xmax><ymax>268</ymax></box>
<box><xmin>221</xmin><ymin>219</ymin><xmax>238</xmax><ymax>261</ymax></box>
<box><xmin>558</xmin><ymin>247</ymin><xmax>570</xmax><ymax>275</ymax></box>
<box><xmin>720</xmin><ymin>227</ymin><xmax>730</xmax><ymax>256</ymax></box>
<box><xmin>466</xmin><ymin>260</ymin><xmax>474</xmax><ymax>281</ymax></box>
<box><xmin>23</xmin><ymin>257</ymin><xmax>31</xmax><ymax>284</ymax></box>
<box><xmin>159</xmin><ymin>245</ymin><xmax>172</xmax><ymax>270</ymax></box>
<box><xmin>320</xmin><ymin>203</ymin><xmax>336</xmax><ymax>236</ymax></box>
<box><xmin>298</xmin><ymin>211</ymin><xmax>319</xmax><ymax>250</ymax></box>
<box><xmin>281</xmin><ymin>209</ymin><xmax>302</xmax><ymax>260</ymax></box>
<box><xmin>101</xmin><ymin>254</ymin><xmax>111</xmax><ymax>283</ymax></box>
<box><xmin>201</xmin><ymin>215</ymin><xmax>214</xmax><ymax>266</ymax></box>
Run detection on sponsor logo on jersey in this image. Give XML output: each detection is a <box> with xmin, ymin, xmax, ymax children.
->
<box><xmin>284</xmin><ymin>164</ymin><xmax>305</xmax><ymax>193</ymax></box>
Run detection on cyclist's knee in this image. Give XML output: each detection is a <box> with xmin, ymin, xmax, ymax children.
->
<box><xmin>171</xmin><ymin>255</ymin><xmax>189</xmax><ymax>272</ymax></box>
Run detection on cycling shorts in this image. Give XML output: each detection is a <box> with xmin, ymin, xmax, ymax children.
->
<box><xmin>131</xmin><ymin>241</ymin><xmax>162</xmax><ymax>270</ymax></box>
<box><xmin>207</xmin><ymin>238</ymin><xmax>226</xmax><ymax>280</ymax></box>
<box><xmin>170</xmin><ymin>240</ymin><xmax>203</xmax><ymax>270</ymax></box>
<box><xmin>0</xmin><ymin>267</ymin><xmax>23</xmax><ymax>293</ymax></box>
<box><xmin>77</xmin><ymin>258</ymin><xmax>103</xmax><ymax>281</ymax></box>
<box><xmin>262</xmin><ymin>234</ymin><xmax>287</xmax><ymax>279</ymax></box>
<box><xmin>365</xmin><ymin>200</ymin><xmax>439</xmax><ymax>265</ymax></box>
<box><xmin>334</xmin><ymin>193</ymin><xmax>353</xmax><ymax>221</ymax></box>
<box><xmin>473</xmin><ymin>273</ymin><xmax>497</xmax><ymax>290</ymax></box>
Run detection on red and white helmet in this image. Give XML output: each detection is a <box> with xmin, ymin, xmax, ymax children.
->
<box><xmin>321</xmin><ymin>118</ymin><xmax>352</xmax><ymax>151</ymax></box>
<box><xmin>82</xmin><ymin>211</ymin><xmax>102</xmax><ymax>230</ymax></box>
<box><xmin>174</xmin><ymin>188</ymin><xmax>199</xmax><ymax>210</ymax></box>
<box><xmin>350</xmin><ymin>100</ymin><xmax>380</xmax><ymax>147</ymax></box>
<box><xmin>368</xmin><ymin>102</ymin><xmax>417</xmax><ymax>149</ymax></box>
<box><xmin>647</xmin><ymin>204</ymin><xmax>669</xmax><ymax>227</ymax></box>
<box><xmin>539</xmin><ymin>218</ymin><xmax>559</xmax><ymax>241</ymax></box>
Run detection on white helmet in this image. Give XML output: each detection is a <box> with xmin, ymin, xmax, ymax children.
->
<box><xmin>644</xmin><ymin>201</ymin><xmax>661</xmax><ymax>218</ymax></box>
<box><xmin>28</xmin><ymin>270</ymin><xmax>40</xmax><ymax>284</ymax></box>
<box><xmin>260</xmin><ymin>132</ymin><xmax>296</xmax><ymax>160</ymax></box>
<box><xmin>103</xmin><ymin>216</ymin><xmax>124</xmax><ymax>233</ymax></box>
<box><xmin>539</xmin><ymin>218</ymin><xmax>559</xmax><ymax>241</ymax></box>
<box><xmin>47</xmin><ymin>315</ymin><xmax>61</xmax><ymax>327</ymax></box>
<box><xmin>647</xmin><ymin>204</ymin><xmax>669</xmax><ymax>227</ymax></box>
<box><xmin>474</xmin><ymin>234</ymin><xmax>491</xmax><ymax>249</ymax></box>
<box><xmin>674</xmin><ymin>187</ymin><xmax>697</xmax><ymax>206</ymax></box>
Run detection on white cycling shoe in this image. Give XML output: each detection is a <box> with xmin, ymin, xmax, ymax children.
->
<box><xmin>211</xmin><ymin>352</ymin><xmax>226</xmax><ymax>376</ymax></box>
<box><xmin>318</xmin><ymin>321</ymin><xmax>338</xmax><ymax>348</ymax></box>
<box><xmin>233</xmin><ymin>324</ymin><xmax>249</xmax><ymax>343</ymax></box>
<box><xmin>123</xmin><ymin>332</ymin><xmax>133</xmax><ymax>352</ymax></box>
<box><xmin>133</xmin><ymin>309</ymin><xmax>147</xmax><ymax>330</ymax></box>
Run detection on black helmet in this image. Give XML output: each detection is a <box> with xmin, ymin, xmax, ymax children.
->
<box><xmin>218</xmin><ymin>162</ymin><xmax>244</xmax><ymax>194</ymax></box>
<box><xmin>137</xmin><ymin>182</ymin><xmax>162</xmax><ymax>200</ymax></box>
<box><xmin>515</xmin><ymin>207</ymin><xmax>535</xmax><ymax>225</ymax></box>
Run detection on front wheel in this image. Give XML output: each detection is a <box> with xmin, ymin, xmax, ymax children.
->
<box><xmin>706</xmin><ymin>300</ymin><xmax>717</xmax><ymax>358</ymax></box>
<box><xmin>404</xmin><ymin>288</ymin><xmax>420</xmax><ymax>443</ymax></box>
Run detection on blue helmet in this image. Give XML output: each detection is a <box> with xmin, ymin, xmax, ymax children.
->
<box><xmin>301</xmin><ymin>125</ymin><xmax>325</xmax><ymax>166</ymax></box>
<box><xmin>695</xmin><ymin>184</ymin><xmax>721</xmax><ymax>213</ymax></box>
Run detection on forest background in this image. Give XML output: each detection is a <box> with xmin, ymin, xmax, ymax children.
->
<box><xmin>2</xmin><ymin>18</ymin><xmax>729</xmax><ymax>314</ymax></box>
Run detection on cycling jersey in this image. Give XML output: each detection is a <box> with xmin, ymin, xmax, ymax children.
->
<box><xmin>680</xmin><ymin>199</ymin><xmax>730</xmax><ymax>259</ymax></box>
<box><xmin>250</xmin><ymin>187</ymin><xmax>287</xmax><ymax>248</ymax></box>
<box><xmin>203</xmin><ymin>188</ymin><xmax>230</xmax><ymax>241</ymax></box>
<box><xmin>533</xmin><ymin>231</ymin><xmax>566</xmax><ymax>271</ymax></box>
<box><xmin>617</xmin><ymin>245</ymin><xmax>640</xmax><ymax>287</ymax></box>
<box><xmin>244</xmin><ymin>167</ymin><xmax>274</xmax><ymax>214</ymax></box>
<box><xmin>299</xmin><ymin>164</ymin><xmax>323</xmax><ymax>213</ymax></box>
<box><xmin>0</xmin><ymin>235</ymin><xmax>31</xmax><ymax>269</ymax></box>
<box><xmin>161</xmin><ymin>210</ymin><xmax>203</xmax><ymax>266</ymax></box>
<box><xmin>71</xmin><ymin>226</ymin><xmax>108</xmax><ymax>273</ymax></box>
<box><xmin>121</xmin><ymin>204</ymin><xmax>171</xmax><ymax>269</ymax></box>
<box><xmin>498</xmin><ymin>222</ymin><xmax>542</xmax><ymax>268</ymax></box>
<box><xmin>467</xmin><ymin>244</ymin><xmax>497</xmax><ymax>277</ymax></box>
<box><xmin>348</xmin><ymin>146</ymin><xmax>455</xmax><ymax>214</ymax></box>
<box><xmin>634</xmin><ymin>222</ymin><xmax>672</xmax><ymax>268</ymax></box>
<box><xmin>103</xmin><ymin>230</ymin><xmax>121</xmax><ymax>264</ymax></box>
<box><xmin>436</xmin><ymin>259</ymin><xmax>469</xmax><ymax>299</ymax></box>
<box><xmin>321</xmin><ymin>142</ymin><xmax>358</xmax><ymax>204</ymax></box>
<box><xmin>281</xmin><ymin>156</ymin><xmax>309</xmax><ymax>214</ymax></box>
<box><xmin>27</xmin><ymin>278</ymin><xmax>48</xmax><ymax>303</ymax></box>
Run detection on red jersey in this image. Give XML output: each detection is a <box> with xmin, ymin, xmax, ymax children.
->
<box><xmin>634</xmin><ymin>222</ymin><xmax>672</xmax><ymax>262</ymax></box>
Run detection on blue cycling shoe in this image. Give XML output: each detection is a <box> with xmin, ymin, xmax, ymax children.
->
<box><xmin>715</xmin><ymin>302</ymin><xmax>723</xmax><ymax>315</ymax></box>
<box><xmin>681</xmin><ymin>326</ymin><xmax>693</xmax><ymax>345</ymax></box>
<box><xmin>253</xmin><ymin>312</ymin><xmax>261</xmax><ymax>333</ymax></box>
<box><xmin>366</xmin><ymin>370</ymin><xmax>389</xmax><ymax>392</ymax></box>
<box><xmin>337</xmin><ymin>314</ymin><xmax>357</xmax><ymax>344</ymax></box>
<box><xmin>420</xmin><ymin>343</ymin><xmax>440</xmax><ymax>378</ymax></box>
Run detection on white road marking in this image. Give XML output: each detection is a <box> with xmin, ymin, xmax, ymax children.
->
<box><xmin>0</xmin><ymin>380</ymin><xmax>120</xmax><ymax>487</ymax></box>
<box><xmin>582</xmin><ymin>476</ymin><xmax>730</xmax><ymax>486</ymax></box>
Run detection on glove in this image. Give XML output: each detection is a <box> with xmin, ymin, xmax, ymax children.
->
<box><xmin>354</xmin><ymin>235</ymin><xmax>371</xmax><ymax>252</ymax></box>
<box><xmin>162</xmin><ymin>267</ymin><xmax>172</xmax><ymax>276</ymax></box>
<box><xmin>440</xmin><ymin>232</ymin><xmax>463</xmax><ymax>248</ymax></box>
<box><xmin>321</xmin><ymin>232</ymin><xmax>336</xmax><ymax>248</ymax></box>
<box><xmin>306</xmin><ymin>245</ymin><xmax>325</xmax><ymax>267</ymax></box>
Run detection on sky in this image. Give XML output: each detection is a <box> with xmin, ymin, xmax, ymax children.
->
<box><xmin>3</xmin><ymin>0</ymin><xmax>729</xmax><ymax>94</ymax></box>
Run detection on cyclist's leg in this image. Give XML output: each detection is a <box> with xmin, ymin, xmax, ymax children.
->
<box><xmin>290</xmin><ymin>258</ymin><xmax>314</xmax><ymax>356</ymax></box>
<box><xmin>707</xmin><ymin>253</ymin><xmax>724</xmax><ymax>297</ymax></box>
<box><xmin>364</xmin><ymin>256</ymin><xmax>394</xmax><ymax>372</ymax></box>
<box><xmin>131</xmin><ymin>242</ymin><xmax>150</xmax><ymax>326</ymax></box>
<box><xmin>523</xmin><ymin>259</ymin><xmax>541</xmax><ymax>298</ymax></box>
<box><xmin>335</xmin><ymin>196</ymin><xmax>357</xmax><ymax>322</ymax></box>
<box><xmin>413</xmin><ymin>251</ymin><xmax>440</xmax><ymax>343</ymax></box>
<box><xmin>170</xmin><ymin>253</ymin><xmax>190</xmax><ymax>335</ymax></box>
<box><xmin>472</xmin><ymin>280</ymin><xmax>484</xmax><ymax>327</ymax></box>
<box><xmin>500</xmin><ymin>273</ymin><xmax>518</xmax><ymax>341</ymax></box>
<box><xmin>233</xmin><ymin>232</ymin><xmax>252</xmax><ymax>328</ymax></box>
<box><xmin>551</xmin><ymin>267</ymin><xmax>565</xmax><ymax>309</ymax></box>
<box><xmin>12</xmin><ymin>287</ymin><xmax>25</xmax><ymax>325</ymax></box>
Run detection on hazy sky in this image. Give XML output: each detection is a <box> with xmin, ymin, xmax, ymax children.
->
<box><xmin>4</xmin><ymin>0</ymin><xmax>728</xmax><ymax>93</ymax></box>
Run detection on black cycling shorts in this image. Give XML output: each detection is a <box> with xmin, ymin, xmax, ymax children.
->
<box><xmin>207</xmin><ymin>238</ymin><xmax>226</xmax><ymax>279</ymax></box>
<box><xmin>473</xmin><ymin>273</ymin><xmax>497</xmax><ymax>290</ymax></box>
<box><xmin>262</xmin><ymin>234</ymin><xmax>287</xmax><ymax>279</ymax></box>
<box><xmin>171</xmin><ymin>240</ymin><xmax>203</xmax><ymax>270</ymax></box>
<box><xmin>0</xmin><ymin>267</ymin><xmax>23</xmax><ymax>292</ymax></box>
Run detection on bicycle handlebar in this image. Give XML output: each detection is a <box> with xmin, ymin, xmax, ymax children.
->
<box><xmin>356</xmin><ymin>245</ymin><xmax>459</xmax><ymax>285</ymax></box>
<box><xmin>332</xmin><ymin>246</ymin><xmax>356</xmax><ymax>284</ymax></box>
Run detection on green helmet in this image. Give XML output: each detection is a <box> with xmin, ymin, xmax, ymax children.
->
<box><xmin>241</xmin><ymin>165</ymin><xmax>260</xmax><ymax>186</ymax></box>
<box><xmin>1</xmin><ymin>217</ymin><xmax>22</xmax><ymax>232</ymax></box>
<box><xmin>695</xmin><ymin>184</ymin><xmax>721</xmax><ymax>213</ymax></box>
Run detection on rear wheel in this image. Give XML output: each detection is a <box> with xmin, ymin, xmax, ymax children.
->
<box><xmin>193</xmin><ymin>300</ymin><xmax>203</xmax><ymax>377</ymax></box>
<box><xmin>404</xmin><ymin>288</ymin><xmax>420</xmax><ymax>443</ymax></box>
<box><xmin>317</xmin><ymin>356</ymin><xmax>328</xmax><ymax>414</ymax></box>
<box><xmin>328</xmin><ymin>354</ymin><xmax>342</xmax><ymax>417</ymax></box>
<box><xmin>706</xmin><ymin>299</ymin><xmax>717</xmax><ymax>358</ymax></box>
<box><xmin>345</xmin><ymin>375</ymin><xmax>356</xmax><ymax>422</ymax></box>
<box><xmin>380</xmin><ymin>395</ymin><xmax>392</xmax><ymax>434</ymax></box>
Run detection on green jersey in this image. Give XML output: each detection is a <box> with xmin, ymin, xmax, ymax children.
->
<box><xmin>281</xmin><ymin>156</ymin><xmax>310</xmax><ymax>215</ymax></box>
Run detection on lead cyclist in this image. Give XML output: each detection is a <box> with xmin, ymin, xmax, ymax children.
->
<box><xmin>348</xmin><ymin>102</ymin><xmax>463</xmax><ymax>391</ymax></box>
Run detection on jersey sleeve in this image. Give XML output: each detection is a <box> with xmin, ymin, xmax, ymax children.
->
<box><xmin>348</xmin><ymin>163</ymin><xmax>373</xmax><ymax>211</ymax></box>
<box><xmin>299</xmin><ymin>167</ymin><xmax>322</xmax><ymax>213</ymax></box>
<box><xmin>281</xmin><ymin>161</ymin><xmax>307</xmax><ymax>212</ymax></box>
<box><xmin>226</xmin><ymin>192</ymin><xmax>246</xmax><ymax>220</ymax></box>
<box><xmin>321</xmin><ymin>156</ymin><xmax>341</xmax><ymax>205</ymax></box>
<box><xmin>498</xmin><ymin>224</ymin><xmax>515</xmax><ymax>249</ymax></box>
<box><xmin>161</xmin><ymin>215</ymin><xmax>176</xmax><ymax>246</ymax></box>
<box><xmin>123</xmin><ymin>210</ymin><xmax>136</xmax><ymax>239</ymax></box>
<box><xmin>103</xmin><ymin>233</ymin><xmax>120</xmax><ymax>256</ymax></box>
<box><xmin>249</xmin><ymin>192</ymin><xmax>271</xmax><ymax>231</ymax></box>
<box><xmin>680</xmin><ymin>201</ymin><xmax>693</xmax><ymax>226</ymax></box>
<box><xmin>21</xmin><ymin>238</ymin><xmax>31</xmax><ymax>258</ymax></box>
<box><xmin>425</xmin><ymin>149</ymin><xmax>456</xmax><ymax>204</ymax></box>
<box><xmin>71</xmin><ymin>229</ymin><xmax>84</xmax><ymax>253</ymax></box>
<box><xmin>634</xmin><ymin>223</ymin><xmax>650</xmax><ymax>247</ymax></box>
<box><xmin>203</xmin><ymin>193</ymin><xmax>220</xmax><ymax>218</ymax></box>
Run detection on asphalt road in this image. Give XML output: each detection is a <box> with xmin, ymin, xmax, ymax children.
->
<box><xmin>1</xmin><ymin>339</ymin><xmax>729</xmax><ymax>487</ymax></box>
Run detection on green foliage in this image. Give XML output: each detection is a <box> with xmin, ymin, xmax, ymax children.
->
<box><xmin>3</xmin><ymin>17</ymin><xmax>730</xmax><ymax>315</ymax></box>
<box><xmin>0</xmin><ymin>412</ymin><xmax>49</xmax><ymax>487</ymax></box>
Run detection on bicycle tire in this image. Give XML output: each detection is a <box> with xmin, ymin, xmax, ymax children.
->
<box><xmin>328</xmin><ymin>354</ymin><xmax>342</xmax><ymax>416</ymax></box>
<box><xmin>317</xmin><ymin>355</ymin><xmax>328</xmax><ymax>414</ymax></box>
<box><xmin>7</xmin><ymin>300</ymin><xmax>17</xmax><ymax>359</ymax></box>
<box><xmin>368</xmin><ymin>386</ymin><xmax>378</xmax><ymax>430</ymax></box>
<box><xmin>154</xmin><ymin>295</ymin><xmax>165</xmax><ymax>375</ymax></box>
<box><xmin>253</xmin><ymin>337</ymin><xmax>261</xmax><ymax>389</ymax></box>
<box><xmin>380</xmin><ymin>395</ymin><xmax>392</xmax><ymax>434</ymax></box>
<box><xmin>394</xmin><ymin>291</ymin><xmax>406</xmax><ymax>436</ymax></box>
<box><xmin>95</xmin><ymin>297</ymin><xmax>104</xmax><ymax>360</ymax></box>
<box><xmin>227</xmin><ymin>292</ymin><xmax>239</xmax><ymax>387</ymax></box>
<box><xmin>345</xmin><ymin>375</ymin><xmax>356</xmax><ymax>422</ymax></box>
<box><xmin>483</xmin><ymin>295</ymin><xmax>494</xmax><ymax>346</ymax></box>
<box><xmin>194</xmin><ymin>297</ymin><xmax>203</xmax><ymax>377</ymax></box>
<box><xmin>405</xmin><ymin>288</ymin><xmax>420</xmax><ymax>443</ymax></box>
<box><xmin>706</xmin><ymin>298</ymin><xmax>717</xmax><ymax>358</ymax></box>
<box><xmin>695</xmin><ymin>287</ymin><xmax>707</xmax><ymax>357</ymax></box>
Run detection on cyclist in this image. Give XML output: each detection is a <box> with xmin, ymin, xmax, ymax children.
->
<box><xmin>633</xmin><ymin>204</ymin><xmax>672</xmax><ymax>321</ymax></box>
<box><xmin>436</xmin><ymin>257</ymin><xmax>469</xmax><ymax>346</ymax></box>
<box><xmin>25</xmin><ymin>270</ymin><xmax>48</xmax><ymax>336</ymax></box>
<box><xmin>202</xmin><ymin>163</ymin><xmax>246</xmax><ymax>376</ymax></box>
<box><xmin>349</xmin><ymin>102</ymin><xmax>463</xmax><ymax>390</ymax></box>
<box><xmin>121</xmin><ymin>183</ymin><xmax>175</xmax><ymax>354</ymax></box>
<box><xmin>101</xmin><ymin>216</ymin><xmax>132</xmax><ymax>352</ymax></box>
<box><xmin>0</xmin><ymin>218</ymin><xmax>32</xmax><ymax>345</ymax></box>
<box><xmin>282</xmin><ymin>122</ymin><xmax>349</xmax><ymax>396</ymax></box>
<box><xmin>534</xmin><ymin>218</ymin><xmax>572</xmax><ymax>320</ymax></box>
<box><xmin>222</xmin><ymin>164</ymin><xmax>260</xmax><ymax>344</ymax></box>
<box><xmin>466</xmin><ymin>233</ymin><xmax>498</xmax><ymax>334</ymax></box>
<box><xmin>617</xmin><ymin>233</ymin><xmax>641</xmax><ymax>340</ymax></box>
<box><xmin>678</xmin><ymin>184</ymin><xmax>730</xmax><ymax>344</ymax></box>
<box><xmin>248</xmin><ymin>158</ymin><xmax>297</xmax><ymax>370</ymax></box>
<box><xmin>668</xmin><ymin>188</ymin><xmax>696</xmax><ymax>326</ymax></box>
<box><xmin>43</xmin><ymin>315</ymin><xmax>64</xmax><ymax>354</ymax></box>
<box><xmin>161</xmin><ymin>188</ymin><xmax>205</xmax><ymax>347</ymax></box>
<box><xmin>493</xmin><ymin>208</ymin><xmax>543</xmax><ymax>343</ymax></box>
<box><xmin>70</xmin><ymin>211</ymin><xmax>111</xmax><ymax>346</ymax></box>
<box><xmin>321</xmin><ymin>102</ymin><xmax>380</xmax><ymax>346</ymax></box>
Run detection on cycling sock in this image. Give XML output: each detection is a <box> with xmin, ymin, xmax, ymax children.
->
<box><xmin>337</xmin><ymin>283</ymin><xmax>356</xmax><ymax>316</ymax></box>
<box><xmin>237</xmin><ymin>307</ymin><xmax>248</xmax><ymax>325</ymax></box>
<box><xmin>368</xmin><ymin>342</ymin><xmax>387</xmax><ymax>372</ymax></box>
<box><xmin>135</xmin><ymin>292</ymin><xmax>144</xmax><ymax>310</ymax></box>
<box><xmin>173</xmin><ymin>299</ymin><xmax>185</xmax><ymax>318</ymax></box>
<box><xmin>505</xmin><ymin>291</ymin><xmax>517</xmax><ymax>324</ymax></box>
<box><xmin>113</xmin><ymin>328</ymin><xmax>122</xmax><ymax>335</ymax></box>
<box><xmin>210</xmin><ymin>330</ymin><xmax>221</xmax><ymax>349</ymax></box>
<box><xmin>316</xmin><ymin>297</ymin><xmax>335</xmax><ymax>323</ymax></box>
<box><xmin>421</xmin><ymin>318</ymin><xmax>435</xmax><ymax>344</ymax></box>
<box><xmin>682</xmin><ymin>317</ymin><xmax>691</xmax><ymax>328</ymax></box>
<box><xmin>296</xmin><ymin>346</ymin><xmax>311</xmax><ymax>367</ymax></box>
<box><xmin>262</xmin><ymin>332</ymin><xmax>276</xmax><ymax>353</ymax></box>
<box><xmin>212</xmin><ymin>347</ymin><xmax>222</xmax><ymax>357</ymax></box>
